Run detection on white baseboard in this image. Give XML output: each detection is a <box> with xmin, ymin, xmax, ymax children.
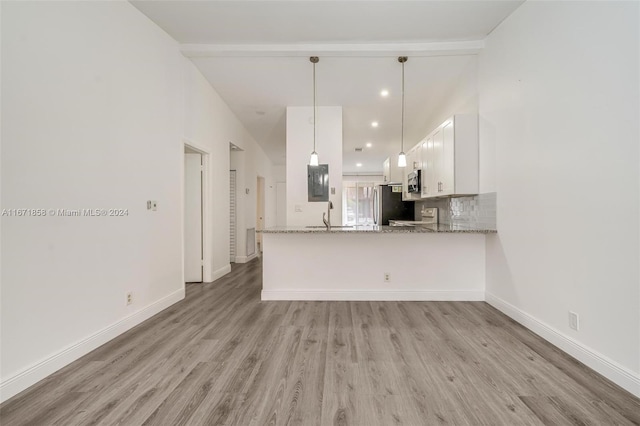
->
<box><xmin>234</xmin><ymin>254</ymin><xmax>257</xmax><ymax>264</ymax></box>
<box><xmin>485</xmin><ymin>292</ymin><xmax>640</xmax><ymax>398</ymax></box>
<box><xmin>0</xmin><ymin>288</ymin><xmax>185</xmax><ymax>403</ymax></box>
<box><xmin>261</xmin><ymin>289</ymin><xmax>484</xmax><ymax>301</ymax></box>
<box><xmin>208</xmin><ymin>264</ymin><xmax>231</xmax><ymax>282</ymax></box>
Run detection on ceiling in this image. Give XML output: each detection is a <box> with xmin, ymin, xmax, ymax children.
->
<box><xmin>131</xmin><ymin>1</ymin><xmax>524</xmax><ymax>173</ymax></box>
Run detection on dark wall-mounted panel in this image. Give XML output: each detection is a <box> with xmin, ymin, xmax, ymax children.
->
<box><xmin>308</xmin><ymin>164</ymin><xmax>329</xmax><ymax>202</ymax></box>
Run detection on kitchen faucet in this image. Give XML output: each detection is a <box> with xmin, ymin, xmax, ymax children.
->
<box><xmin>322</xmin><ymin>201</ymin><xmax>333</xmax><ymax>230</ymax></box>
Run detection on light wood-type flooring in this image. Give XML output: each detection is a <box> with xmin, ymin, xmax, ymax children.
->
<box><xmin>1</xmin><ymin>259</ymin><xmax>639</xmax><ymax>425</ymax></box>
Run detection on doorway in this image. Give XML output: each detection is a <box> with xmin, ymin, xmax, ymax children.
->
<box><xmin>256</xmin><ymin>176</ymin><xmax>265</xmax><ymax>254</ymax></box>
<box><xmin>343</xmin><ymin>181</ymin><xmax>377</xmax><ymax>226</ymax></box>
<box><xmin>184</xmin><ymin>146</ymin><xmax>203</xmax><ymax>283</ymax></box>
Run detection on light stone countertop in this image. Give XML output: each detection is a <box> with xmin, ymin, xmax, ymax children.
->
<box><xmin>259</xmin><ymin>224</ymin><xmax>497</xmax><ymax>234</ymax></box>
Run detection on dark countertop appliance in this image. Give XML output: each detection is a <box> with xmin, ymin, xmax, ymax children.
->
<box><xmin>373</xmin><ymin>184</ymin><xmax>415</xmax><ymax>225</ymax></box>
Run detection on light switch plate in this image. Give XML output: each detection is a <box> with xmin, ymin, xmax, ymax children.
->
<box><xmin>331</xmin><ymin>187</ymin><xmax>335</xmax><ymax>195</ymax></box>
<box><xmin>295</xmin><ymin>205</ymin><xmax>302</xmax><ymax>212</ymax></box>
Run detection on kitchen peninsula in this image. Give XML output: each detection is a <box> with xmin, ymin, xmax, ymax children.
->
<box><xmin>260</xmin><ymin>224</ymin><xmax>496</xmax><ymax>301</ymax></box>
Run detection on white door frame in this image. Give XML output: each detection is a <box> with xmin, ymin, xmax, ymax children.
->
<box><xmin>182</xmin><ymin>139</ymin><xmax>212</xmax><ymax>283</ymax></box>
<box><xmin>256</xmin><ymin>175</ymin><xmax>265</xmax><ymax>252</ymax></box>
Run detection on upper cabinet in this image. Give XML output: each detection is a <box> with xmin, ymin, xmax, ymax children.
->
<box><xmin>383</xmin><ymin>114</ymin><xmax>478</xmax><ymax>199</ymax></box>
<box><xmin>382</xmin><ymin>157</ymin><xmax>403</xmax><ymax>185</ymax></box>
<box><xmin>421</xmin><ymin>115</ymin><xmax>478</xmax><ymax>198</ymax></box>
<box><xmin>420</xmin><ymin>135</ymin><xmax>433</xmax><ymax>197</ymax></box>
<box><xmin>402</xmin><ymin>144</ymin><xmax>422</xmax><ymax>201</ymax></box>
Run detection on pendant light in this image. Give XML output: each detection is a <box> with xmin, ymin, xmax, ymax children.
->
<box><xmin>397</xmin><ymin>56</ymin><xmax>408</xmax><ymax>168</ymax></box>
<box><xmin>309</xmin><ymin>56</ymin><xmax>320</xmax><ymax>166</ymax></box>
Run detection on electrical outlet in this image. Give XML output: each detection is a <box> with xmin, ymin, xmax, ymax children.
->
<box><xmin>384</xmin><ymin>272</ymin><xmax>391</xmax><ymax>283</ymax></box>
<box><xmin>569</xmin><ymin>311</ymin><xmax>579</xmax><ymax>331</ymax></box>
<box><xmin>126</xmin><ymin>292</ymin><xmax>133</xmax><ymax>306</ymax></box>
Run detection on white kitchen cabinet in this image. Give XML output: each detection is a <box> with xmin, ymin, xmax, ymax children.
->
<box><xmin>441</xmin><ymin>120</ymin><xmax>455</xmax><ymax>194</ymax></box>
<box><xmin>411</xmin><ymin>142</ymin><xmax>422</xmax><ymax>171</ymax></box>
<box><xmin>421</xmin><ymin>115</ymin><xmax>478</xmax><ymax>198</ymax></box>
<box><xmin>421</xmin><ymin>136</ymin><xmax>433</xmax><ymax>197</ymax></box>
<box><xmin>382</xmin><ymin>157</ymin><xmax>403</xmax><ymax>185</ymax></box>
<box><xmin>402</xmin><ymin>144</ymin><xmax>422</xmax><ymax>201</ymax></box>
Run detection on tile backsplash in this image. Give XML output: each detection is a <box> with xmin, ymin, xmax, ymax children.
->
<box><xmin>415</xmin><ymin>192</ymin><xmax>496</xmax><ymax>228</ymax></box>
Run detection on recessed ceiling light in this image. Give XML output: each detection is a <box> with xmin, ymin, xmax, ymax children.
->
<box><xmin>356</xmin><ymin>163</ymin><xmax>363</xmax><ymax>167</ymax></box>
<box><xmin>371</xmin><ymin>121</ymin><xmax>379</xmax><ymax>128</ymax></box>
<box><xmin>366</xmin><ymin>142</ymin><xmax>372</xmax><ymax>148</ymax></box>
<box><xmin>380</xmin><ymin>90</ymin><xmax>389</xmax><ymax>97</ymax></box>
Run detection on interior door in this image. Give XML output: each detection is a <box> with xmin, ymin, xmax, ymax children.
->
<box><xmin>184</xmin><ymin>153</ymin><xmax>203</xmax><ymax>283</ymax></box>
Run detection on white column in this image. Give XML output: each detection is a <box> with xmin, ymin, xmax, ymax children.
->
<box><xmin>285</xmin><ymin>106</ymin><xmax>343</xmax><ymax>227</ymax></box>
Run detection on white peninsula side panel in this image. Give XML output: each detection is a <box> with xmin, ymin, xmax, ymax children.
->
<box><xmin>262</xmin><ymin>233</ymin><xmax>485</xmax><ymax>301</ymax></box>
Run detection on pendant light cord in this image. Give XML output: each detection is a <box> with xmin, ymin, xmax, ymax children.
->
<box><xmin>396</xmin><ymin>56</ymin><xmax>408</xmax><ymax>168</ymax></box>
<box><xmin>309</xmin><ymin>56</ymin><xmax>319</xmax><ymax>165</ymax></box>
<box><xmin>313</xmin><ymin>59</ymin><xmax>317</xmax><ymax>153</ymax></box>
<box><xmin>401</xmin><ymin>59</ymin><xmax>405</xmax><ymax>153</ymax></box>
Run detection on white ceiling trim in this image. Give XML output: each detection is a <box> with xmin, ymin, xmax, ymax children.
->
<box><xmin>180</xmin><ymin>40</ymin><xmax>485</xmax><ymax>58</ymax></box>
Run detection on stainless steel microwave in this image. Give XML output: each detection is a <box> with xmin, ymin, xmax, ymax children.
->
<box><xmin>408</xmin><ymin>170</ymin><xmax>421</xmax><ymax>193</ymax></box>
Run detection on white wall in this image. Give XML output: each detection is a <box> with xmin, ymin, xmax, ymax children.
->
<box><xmin>240</xmin><ymin>130</ymin><xmax>277</xmax><ymax>235</ymax></box>
<box><xmin>286</xmin><ymin>107</ymin><xmax>343</xmax><ymax>227</ymax></box>
<box><xmin>1</xmin><ymin>1</ymin><xmax>184</xmax><ymax>400</ymax></box>
<box><xmin>230</xmin><ymin>137</ymin><xmax>277</xmax><ymax>263</ymax></box>
<box><xmin>183</xmin><ymin>62</ymin><xmax>232</xmax><ymax>281</ymax></box>
<box><xmin>273</xmin><ymin>165</ymin><xmax>286</xmax><ymax>182</ymax></box>
<box><xmin>423</xmin><ymin>57</ymin><xmax>479</xmax><ymax>140</ymax></box>
<box><xmin>183</xmin><ymin>59</ymin><xmax>277</xmax><ymax>271</ymax></box>
<box><xmin>479</xmin><ymin>1</ymin><xmax>639</xmax><ymax>395</ymax></box>
<box><xmin>342</xmin><ymin>174</ymin><xmax>384</xmax><ymax>183</ymax></box>
<box><xmin>1</xmin><ymin>1</ymin><xmax>275</xmax><ymax>402</ymax></box>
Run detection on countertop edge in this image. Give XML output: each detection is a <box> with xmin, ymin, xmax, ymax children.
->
<box><xmin>259</xmin><ymin>226</ymin><xmax>497</xmax><ymax>235</ymax></box>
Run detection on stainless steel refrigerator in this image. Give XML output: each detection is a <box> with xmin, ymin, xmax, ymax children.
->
<box><xmin>373</xmin><ymin>184</ymin><xmax>415</xmax><ymax>225</ymax></box>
